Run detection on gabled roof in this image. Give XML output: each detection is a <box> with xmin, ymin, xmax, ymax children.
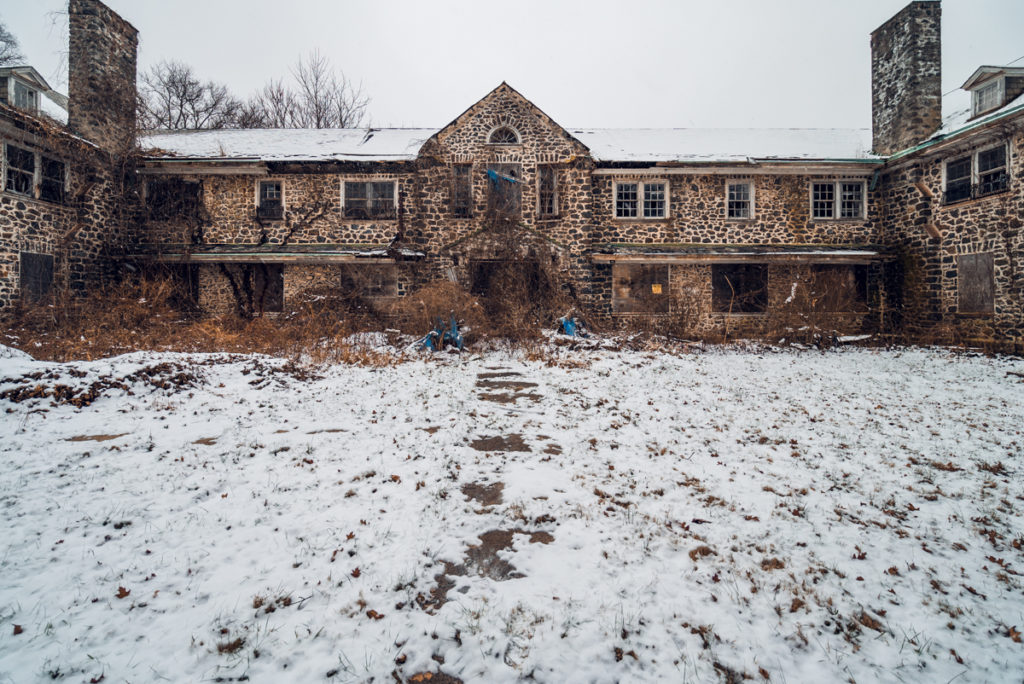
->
<box><xmin>140</xmin><ymin>128</ymin><xmax>433</xmax><ymax>162</ymax></box>
<box><xmin>961</xmin><ymin>65</ymin><xmax>1024</xmax><ymax>91</ymax></box>
<box><xmin>426</xmin><ymin>82</ymin><xmax>589</xmax><ymax>154</ymax></box>
<box><xmin>0</xmin><ymin>66</ymin><xmax>69</xmax><ymax>110</ymax></box>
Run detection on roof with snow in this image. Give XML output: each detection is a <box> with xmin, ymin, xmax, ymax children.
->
<box><xmin>571</xmin><ymin>128</ymin><xmax>878</xmax><ymax>162</ymax></box>
<box><xmin>140</xmin><ymin>126</ymin><xmax>880</xmax><ymax>164</ymax></box>
<box><xmin>140</xmin><ymin>128</ymin><xmax>434</xmax><ymax>162</ymax></box>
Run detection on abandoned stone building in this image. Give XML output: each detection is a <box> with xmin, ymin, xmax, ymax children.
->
<box><xmin>1</xmin><ymin>0</ymin><xmax>1022</xmax><ymax>349</ymax></box>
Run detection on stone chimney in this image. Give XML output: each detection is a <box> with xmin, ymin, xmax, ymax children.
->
<box><xmin>68</xmin><ymin>0</ymin><xmax>138</xmax><ymax>156</ymax></box>
<box><xmin>870</xmin><ymin>1</ymin><xmax>941</xmax><ymax>156</ymax></box>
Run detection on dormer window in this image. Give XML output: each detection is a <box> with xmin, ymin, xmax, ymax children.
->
<box><xmin>972</xmin><ymin>79</ymin><xmax>1004</xmax><ymax>117</ymax></box>
<box><xmin>488</xmin><ymin>126</ymin><xmax>520</xmax><ymax>144</ymax></box>
<box><xmin>12</xmin><ymin>80</ymin><xmax>39</xmax><ymax>112</ymax></box>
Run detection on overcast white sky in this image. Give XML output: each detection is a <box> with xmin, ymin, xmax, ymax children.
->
<box><xmin>4</xmin><ymin>0</ymin><xmax>1023</xmax><ymax>130</ymax></box>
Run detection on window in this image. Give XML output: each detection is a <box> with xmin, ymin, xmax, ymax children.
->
<box><xmin>39</xmin><ymin>157</ymin><xmax>65</xmax><ymax>203</ymax></box>
<box><xmin>727</xmin><ymin>181</ymin><xmax>752</xmax><ymax>219</ymax></box>
<box><xmin>343</xmin><ymin>181</ymin><xmax>396</xmax><ymax>219</ymax></box>
<box><xmin>615</xmin><ymin>181</ymin><xmax>668</xmax><ymax>219</ymax></box>
<box><xmin>340</xmin><ymin>264</ymin><xmax>398</xmax><ymax>298</ymax></box>
<box><xmin>811</xmin><ymin>181</ymin><xmax>865</xmax><ymax>219</ymax></box>
<box><xmin>611</xmin><ymin>264</ymin><xmax>669</xmax><ymax>313</ymax></box>
<box><xmin>486</xmin><ymin>164</ymin><xmax>521</xmax><ymax>217</ymax></box>
<box><xmin>20</xmin><ymin>252</ymin><xmax>53</xmax><ymax>303</ymax></box>
<box><xmin>488</xmin><ymin>126</ymin><xmax>520</xmax><ymax>144</ymax></box>
<box><xmin>148</xmin><ymin>178</ymin><xmax>201</xmax><ymax>220</ymax></box>
<box><xmin>5</xmin><ymin>144</ymin><xmax>34</xmax><ymax>196</ymax></box>
<box><xmin>972</xmin><ymin>79</ymin><xmax>1004</xmax><ymax>117</ymax></box>
<box><xmin>12</xmin><ymin>80</ymin><xmax>39</xmax><ymax>112</ymax></box>
<box><xmin>944</xmin><ymin>144</ymin><xmax>1009</xmax><ymax>203</ymax></box>
<box><xmin>257</xmin><ymin>180</ymin><xmax>283</xmax><ymax>219</ymax></box>
<box><xmin>712</xmin><ymin>264</ymin><xmax>767</xmax><ymax>313</ymax></box>
<box><xmin>807</xmin><ymin>265</ymin><xmax>868</xmax><ymax>312</ymax></box>
<box><xmin>538</xmin><ymin>165</ymin><xmax>557</xmax><ymax>217</ymax></box>
<box><xmin>958</xmin><ymin>252</ymin><xmax>994</xmax><ymax>314</ymax></box>
<box><xmin>452</xmin><ymin>164</ymin><xmax>472</xmax><ymax>218</ymax></box>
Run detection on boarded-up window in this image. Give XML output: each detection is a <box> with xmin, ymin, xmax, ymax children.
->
<box><xmin>712</xmin><ymin>264</ymin><xmax>767</xmax><ymax>313</ymax></box>
<box><xmin>612</xmin><ymin>264</ymin><xmax>669</xmax><ymax>314</ymax></box>
<box><xmin>340</xmin><ymin>264</ymin><xmax>397</xmax><ymax>298</ymax></box>
<box><xmin>808</xmin><ymin>265</ymin><xmax>868</xmax><ymax>312</ymax></box>
<box><xmin>958</xmin><ymin>253</ymin><xmax>994</xmax><ymax>314</ymax></box>
<box><xmin>148</xmin><ymin>178</ymin><xmax>202</xmax><ymax>220</ymax></box>
<box><xmin>486</xmin><ymin>164</ymin><xmax>521</xmax><ymax>218</ymax></box>
<box><xmin>20</xmin><ymin>252</ymin><xmax>54</xmax><ymax>303</ymax></box>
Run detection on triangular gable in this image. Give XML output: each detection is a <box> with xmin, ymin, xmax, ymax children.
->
<box><xmin>961</xmin><ymin>65</ymin><xmax>1024</xmax><ymax>91</ymax></box>
<box><xmin>423</xmin><ymin>82</ymin><xmax>589</xmax><ymax>156</ymax></box>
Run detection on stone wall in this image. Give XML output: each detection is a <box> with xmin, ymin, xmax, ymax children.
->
<box><xmin>870</xmin><ymin>1</ymin><xmax>942</xmax><ymax>155</ymax></box>
<box><xmin>879</xmin><ymin>129</ymin><xmax>1024</xmax><ymax>349</ymax></box>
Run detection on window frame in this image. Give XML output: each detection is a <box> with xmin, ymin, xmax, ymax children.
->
<box><xmin>726</xmin><ymin>180</ymin><xmax>755</xmax><ymax>220</ymax></box>
<box><xmin>942</xmin><ymin>142</ymin><xmax>1009</xmax><ymax>204</ymax></box>
<box><xmin>957</xmin><ymin>252</ymin><xmax>995</xmax><ymax>315</ymax></box>
<box><xmin>711</xmin><ymin>264</ymin><xmax>768</xmax><ymax>314</ymax></box>
<box><xmin>537</xmin><ymin>165</ymin><xmax>558</xmax><ymax>218</ymax></box>
<box><xmin>255</xmin><ymin>179</ymin><xmax>285</xmax><ymax>220</ymax></box>
<box><xmin>4</xmin><ymin>143</ymin><xmax>35</xmax><ymax>197</ymax></box>
<box><xmin>2</xmin><ymin>143</ymin><xmax>68</xmax><ymax>204</ymax></box>
<box><xmin>809</xmin><ymin>180</ymin><xmax>866</xmax><ymax>220</ymax></box>
<box><xmin>971</xmin><ymin>78</ymin><xmax>1005</xmax><ymax>118</ymax></box>
<box><xmin>10</xmin><ymin>78</ymin><xmax>40</xmax><ymax>112</ymax></box>
<box><xmin>451</xmin><ymin>164</ymin><xmax>473</xmax><ymax>218</ymax></box>
<box><xmin>487</xmin><ymin>126</ymin><xmax>521</xmax><ymax>145</ymax></box>
<box><xmin>341</xmin><ymin>179</ymin><xmax>398</xmax><ymax>220</ymax></box>
<box><xmin>39</xmin><ymin>155</ymin><xmax>66</xmax><ymax>204</ymax></box>
<box><xmin>613</xmin><ymin>179</ymin><xmax>670</xmax><ymax>220</ymax></box>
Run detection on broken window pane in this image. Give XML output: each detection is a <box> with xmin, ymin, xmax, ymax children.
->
<box><xmin>40</xmin><ymin>157</ymin><xmax>65</xmax><ymax>203</ymax></box>
<box><xmin>616</xmin><ymin>183</ymin><xmax>638</xmax><ymax>218</ymax></box>
<box><xmin>944</xmin><ymin>156</ymin><xmax>972</xmax><ymax>203</ymax></box>
<box><xmin>538</xmin><ymin>166</ymin><xmax>557</xmax><ymax>216</ymax></box>
<box><xmin>486</xmin><ymin>164</ymin><xmax>521</xmax><ymax>218</ymax></box>
<box><xmin>344</xmin><ymin>181</ymin><xmax>395</xmax><ymax>219</ymax></box>
<box><xmin>808</xmin><ymin>265</ymin><xmax>868</xmax><ymax>312</ymax></box>
<box><xmin>612</xmin><ymin>264</ymin><xmax>669</xmax><ymax>313</ymax></box>
<box><xmin>978</xmin><ymin>146</ymin><xmax>1007</xmax><ymax>196</ymax></box>
<box><xmin>258</xmin><ymin>180</ymin><xmax>283</xmax><ymax>219</ymax></box>
<box><xmin>728</xmin><ymin>182</ymin><xmax>751</xmax><ymax>218</ymax></box>
<box><xmin>958</xmin><ymin>252</ymin><xmax>994</xmax><ymax>313</ymax></box>
<box><xmin>840</xmin><ymin>182</ymin><xmax>864</xmax><ymax>218</ymax></box>
<box><xmin>712</xmin><ymin>264</ymin><xmax>767</xmax><ymax>313</ymax></box>
<box><xmin>5</xmin><ymin>144</ymin><xmax>34</xmax><ymax>196</ymax></box>
<box><xmin>147</xmin><ymin>178</ymin><xmax>201</xmax><ymax>220</ymax></box>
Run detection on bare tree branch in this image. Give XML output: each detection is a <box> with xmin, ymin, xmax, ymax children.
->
<box><xmin>0</xmin><ymin>19</ymin><xmax>25</xmax><ymax>66</ymax></box>
<box><xmin>138</xmin><ymin>60</ymin><xmax>242</xmax><ymax>130</ymax></box>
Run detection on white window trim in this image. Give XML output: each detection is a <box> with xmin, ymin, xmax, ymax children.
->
<box><xmin>942</xmin><ymin>142</ymin><xmax>1009</xmax><ymax>203</ymax></box>
<box><xmin>809</xmin><ymin>180</ymin><xmax>866</xmax><ymax>220</ymax></box>
<box><xmin>2</xmin><ymin>141</ymin><xmax>68</xmax><ymax>203</ymax></box>
<box><xmin>725</xmin><ymin>179</ymin><xmax>755</xmax><ymax>220</ymax></box>
<box><xmin>486</xmin><ymin>125</ymin><xmax>521</xmax><ymax>145</ymax></box>
<box><xmin>8</xmin><ymin>76</ymin><xmax>41</xmax><ymax>113</ymax></box>
<box><xmin>340</xmin><ymin>178</ymin><xmax>400</xmax><ymax>220</ymax></box>
<box><xmin>613</xmin><ymin>179</ymin><xmax>671</xmax><ymax>220</ymax></box>
<box><xmin>972</xmin><ymin>78</ymin><xmax>1005</xmax><ymax>118</ymax></box>
<box><xmin>536</xmin><ymin>165</ymin><xmax>559</xmax><ymax>218</ymax></box>
<box><xmin>255</xmin><ymin>178</ymin><xmax>286</xmax><ymax>217</ymax></box>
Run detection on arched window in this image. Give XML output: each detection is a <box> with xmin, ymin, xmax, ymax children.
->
<box><xmin>488</xmin><ymin>126</ymin><xmax>520</xmax><ymax>144</ymax></box>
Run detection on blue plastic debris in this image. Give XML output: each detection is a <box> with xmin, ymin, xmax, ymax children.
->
<box><xmin>419</xmin><ymin>315</ymin><xmax>463</xmax><ymax>352</ymax></box>
<box><xmin>486</xmin><ymin>168</ymin><xmax>521</xmax><ymax>185</ymax></box>
<box><xmin>558</xmin><ymin>314</ymin><xmax>588</xmax><ymax>338</ymax></box>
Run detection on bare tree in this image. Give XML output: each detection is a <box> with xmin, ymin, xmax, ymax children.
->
<box><xmin>240</xmin><ymin>51</ymin><xmax>368</xmax><ymax>129</ymax></box>
<box><xmin>0</xmin><ymin>20</ymin><xmax>25</xmax><ymax>66</ymax></box>
<box><xmin>138</xmin><ymin>60</ymin><xmax>242</xmax><ymax>130</ymax></box>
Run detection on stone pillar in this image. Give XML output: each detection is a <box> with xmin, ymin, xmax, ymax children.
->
<box><xmin>68</xmin><ymin>0</ymin><xmax>138</xmax><ymax>156</ymax></box>
<box><xmin>870</xmin><ymin>1</ymin><xmax>941</xmax><ymax>156</ymax></box>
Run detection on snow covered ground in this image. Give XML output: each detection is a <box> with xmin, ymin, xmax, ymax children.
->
<box><xmin>1</xmin><ymin>343</ymin><xmax>1023</xmax><ymax>683</ymax></box>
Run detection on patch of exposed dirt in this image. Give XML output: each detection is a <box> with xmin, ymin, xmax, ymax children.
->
<box><xmin>306</xmin><ymin>428</ymin><xmax>346</xmax><ymax>434</ymax></box>
<box><xmin>419</xmin><ymin>426</ymin><xmax>440</xmax><ymax>434</ymax></box>
<box><xmin>192</xmin><ymin>437</ymin><xmax>217</xmax><ymax>445</ymax></box>
<box><xmin>475</xmin><ymin>379</ymin><xmax>539</xmax><ymax>391</ymax></box>
<box><xmin>478</xmin><ymin>391</ymin><xmax>543</xmax><ymax>404</ymax></box>
<box><xmin>470</xmin><ymin>434</ymin><xmax>530</xmax><ymax>452</ymax></box>
<box><xmin>543</xmin><ymin>443</ymin><xmax>563</xmax><ymax>455</ymax></box>
<box><xmin>461</xmin><ymin>482</ymin><xmax>504</xmax><ymax>507</ymax></box>
<box><xmin>477</xmin><ymin>371</ymin><xmax>523</xmax><ymax>379</ymax></box>
<box><xmin>405</xmin><ymin>671</ymin><xmax>464</xmax><ymax>683</ymax></box>
<box><xmin>419</xmin><ymin>529</ymin><xmax>555</xmax><ymax>611</ymax></box>
<box><xmin>0</xmin><ymin>363</ymin><xmax>201</xmax><ymax>408</ymax></box>
<box><xmin>67</xmin><ymin>433</ymin><xmax>129</xmax><ymax>443</ymax></box>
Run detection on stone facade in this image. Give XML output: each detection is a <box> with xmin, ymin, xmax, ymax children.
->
<box><xmin>871</xmin><ymin>1</ymin><xmax>942</xmax><ymax>155</ymax></box>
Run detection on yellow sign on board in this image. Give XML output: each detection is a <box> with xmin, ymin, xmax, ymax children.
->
<box><xmin>651</xmin><ymin>283</ymin><xmax>663</xmax><ymax>294</ymax></box>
